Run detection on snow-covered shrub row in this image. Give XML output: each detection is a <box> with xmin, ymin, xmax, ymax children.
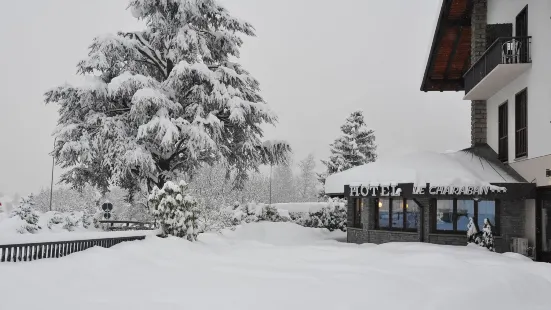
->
<box><xmin>148</xmin><ymin>181</ymin><xmax>200</xmax><ymax>241</ymax></box>
<box><xmin>229</xmin><ymin>202</ymin><xmax>291</xmax><ymax>225</ymax></box>
<box><xmin>228</xmin><ymin>198</ymin><xmax>347</xmax><ymax>232</ymax></box>
<box><xmin>295</xmin><ymin>198</ymin><xmax>347</xmax><ymax>232</ymax></box>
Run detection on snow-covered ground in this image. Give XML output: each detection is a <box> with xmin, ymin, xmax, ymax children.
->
<box><xmin>1</xmin><ymin>222</ymin><xmax>551</xmax><ymax>310</ymax></box>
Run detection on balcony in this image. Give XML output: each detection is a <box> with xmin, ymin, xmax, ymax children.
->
<box><xmin>463</xmin><ymin>37</ymin><xmax>532</xmax><ymax>100</ymax></box>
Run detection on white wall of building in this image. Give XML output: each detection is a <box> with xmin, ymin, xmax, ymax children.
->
<box><xmin>486</xmin><ymin>1</ymin><xmax>551</xmax><ymax>167</ymax></box>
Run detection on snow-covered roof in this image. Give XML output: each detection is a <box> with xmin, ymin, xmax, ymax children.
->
<box><xmin>325</xmin><ymin>149</ymin><xmax>525</xmax><ymax>195</ymax></box>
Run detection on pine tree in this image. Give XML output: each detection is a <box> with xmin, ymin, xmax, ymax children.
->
<box><xmin>319</xmin><ymin>111</ymin><xmax>377</xmax><ymax>190</ymax></box>
<box><xmin>45</xmin><ymin>0</ymin><xmax>290</xmax><ymax>198</ymax></box>
<box><xmin>297</xmin><ymin>154</ymin><xmax>318</xmax><ymax>202</ymax></box>
<box><xmin>272</xmin><ymin>162</ymin><xmax>297</xmax><ymax>203</ymax></box>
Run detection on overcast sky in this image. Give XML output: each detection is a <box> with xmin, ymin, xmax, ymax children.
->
<box><xmin>0</xmin><ymin>0</ymin><xmax>468</xmax><ymax>197</ymax></box>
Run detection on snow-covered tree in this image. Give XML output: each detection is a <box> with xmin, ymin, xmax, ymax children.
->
<box><xmin>272</xmin><ymin>162</ymin><xmax>297</xmax><ymax>203</ymax></box>
<box><xmin>467</xmin><ymin>217</ymin><xmax>482</xmax><ymax>245</ymax></box>
<box><xmin>319</xmin><ymin>111</ymin><xmax>377</xmax><ymax>191</ymax></box>
<box><xmin>11</xmin><ymin>195</ymin><xmax>42</xmax><ymax>234</ymax></box>
<box><xmin>481</xmin><ymin>218</ymin><xmax>495</xmax><ymax>252</ymax></box>
<box><xmin>297</xmin><ymin>154</ymin><xmax>318</xmax><ymax>202</ymax></box>
<box><xmin>45</xmin><ymin>0</ymin><xmax>290</xmax><ymax>199</ymax></box>
<box><xmin>148</xmin><ymin>181</ymin><xmax>200</xmax><ymax>240</ymax></box>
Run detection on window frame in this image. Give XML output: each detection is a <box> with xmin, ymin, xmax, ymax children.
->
<box><xmin>515</xmin><ymin>88</ymin><xmax>528</xmax><ymax>159</ymax></box>
<box><xmin>432</xmin><ymin>199</ymin><xmax>500</xmax><ymax>235</ymax></box>
<box><xmin>375</xmin><ymin>198</ymin><xmax>419</xmax><ymax>232</ymax></box>
<box><xmin>498</xmin><ymin>101</ymin><xmax>508</xmax><ymax>162</ymax></box>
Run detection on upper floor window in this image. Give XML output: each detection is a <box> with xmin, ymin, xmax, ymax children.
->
<box><xmin>515</xmin><ymin>88</ymin><xmax>528</xmax><ymax>158</ymax></box>
<box><xmin>498</xmin><ymin>101</ymin><xmax>508</xmax><ymax>162</ymax></box>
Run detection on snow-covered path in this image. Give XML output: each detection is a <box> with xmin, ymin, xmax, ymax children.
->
<box><xmin>1</xmin><ymin>222</ymin><xmax>551</xmax><ymax>310</ymax></box>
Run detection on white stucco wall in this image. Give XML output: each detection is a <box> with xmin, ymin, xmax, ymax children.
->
<box><xmin>486</xmin><ymin>1</ymin><xmax>551</xmax><ymax>165</ymax></box>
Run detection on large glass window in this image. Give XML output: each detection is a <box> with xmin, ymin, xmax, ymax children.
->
<box><xmin>456</xmin><ymin>200</ymin><xmax>475</xmax><ymax>231</ymax></box>
<box><xmin>377</xmin><ymin>198</ymin><xmax>419</xmax><ymax>231</ymax></box>
<box><xmin>391</xmin><ymin>199</ymin><xmax>404</xmax><ymax>229</ymax></box>
<box><xmin>434</xmin><ymin>199</ymin><xmax>498</xmax><ymax>233</ymax></box>
<box><xmin>378</xmin><ymin>198</ymin><xmax>390</xmax><ymax>228</ymax></box>
<box><xmin>477</xmin><ymin>200</ymin><xmax>496</xmax><ymax>230</ymax></box>
<box><xmin>436</xmin><ymin>200</ymin><xmax>454</xmax><ymax>231</ymax></box>
<box><xmin>406</xmin><ymin>200</ymin><xmax>420</xmax><ymax>230</ymax></box>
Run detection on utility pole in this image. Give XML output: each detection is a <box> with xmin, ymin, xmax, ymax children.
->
<box><xmin>49</xmin><ymin>137</ymin><xmax>57</xmax><ymax>212</ymax></box>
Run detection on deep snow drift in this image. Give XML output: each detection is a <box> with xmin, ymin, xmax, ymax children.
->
<box><xmin>1</xmin><ymin>222</ymin><xmax>551</xmax><ymax>310</ymax></box>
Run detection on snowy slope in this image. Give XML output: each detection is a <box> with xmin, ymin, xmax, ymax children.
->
<box><xmin>1</xmin><ymin>222</ymin><xmax>551</xmax><ymax>310</ymax></box>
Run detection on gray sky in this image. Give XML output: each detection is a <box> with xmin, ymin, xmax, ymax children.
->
<box><xmin>0</xmin><ymin>0</ymin><xmax>468</xmax><ymax>197</ymax></box>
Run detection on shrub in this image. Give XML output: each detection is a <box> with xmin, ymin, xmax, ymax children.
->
<box><xmin>11</xmin><ymin>195</ymin><xmax>42</xmax><ymax>234</ymax></box>
<box><xmin>63</xmin><ymin>212</ymin><xmax>82</xmax><ymax>232</ymax></box>
<box><xmin>148</xmin><ymin>181</ymin><xmax>200</xmax><ymax>241</ymax></box>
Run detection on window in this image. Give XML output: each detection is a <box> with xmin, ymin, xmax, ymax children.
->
<box><xmin>434</xmin><ymin>199</ymin><xmax>498</xmax><ymax>233</ymax></box>
<box><xmin>352</xmin><ymin>198</ymin><xmax>363</xmax><ymax>228</ymax></box>
<box><xmin>498</xmin><ymin>102</ymin><xmax>508</xmax><ymax>162</ymax></box>
<box><xmin>377</xmin><ymin>198</ymin><xmax>419</xmax><ymax>231</ymax></box>
<box><xmin>477</xmin><ymin>200</ymin><xmax>496</xmax><ymax>231</ymax></box>
<box><xmin>515</xmin><ymin>88</ymin><xmax>528</xmax><ymax>158</ymax></box>
<box><xmin>406</xmin><ymin>200</ymin><xmax>420</xmax><ymax>229</ymax></box>
<box><xmin>378</xmin><ymin>199</ymin><xmax>390</xmax><ymax>228</ymax></box>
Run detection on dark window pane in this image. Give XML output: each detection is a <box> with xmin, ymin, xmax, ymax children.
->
<box><xmin>378</xmin><ymin>198</ymin><xmax>390</xmax><ymax>228</ymax></box>
<box><xmin>478</xmin><ymin>200</ymin><xmax>496</xmax><ymax>230</ymax></box>
<box><xmin>456</xmin><ymin>200</ymin><xmax>475</xmax><ymax>231</ymax></box>
<box><xmin>392</xmin><ymin>199</ymin><xmax>404</xmax><ymax>229</ymax></box>
<box><xmin>436</xmin><ymin>200</ymin><xmax>454</xmax><ymax>231</ymax></box>
<box><xmin>406</xmin><ymin>200</ymin><xmax>420</xmax><ymax>230</ymax></box>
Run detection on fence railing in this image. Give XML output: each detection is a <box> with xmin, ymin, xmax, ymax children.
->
<box><xmin>0</xmin><ymin>235</ymin><xmax>146</xmax><ymax>263</ymax></box>
<box><xmin>99</xmin><ymin>220</ymin><xmax>157</xmax><ymax>231</ymax></box>
<box><xmin>464</xmin><ymin>36</ymin><xmax>532</xmax><ymax>95</ymax></box>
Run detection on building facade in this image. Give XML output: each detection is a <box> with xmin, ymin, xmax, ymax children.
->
<box><xmin>326</xmin><ymin>0</ymin><xmax>550</xmax><ymax>262</ymax></box>
<box><xmin>420</xmin><ymin>0</ymin><xmax>551</xmax><ymax>261</ymax></box>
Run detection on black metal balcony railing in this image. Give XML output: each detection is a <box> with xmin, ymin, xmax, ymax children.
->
<box><xmin>464</xmin><ymin>36</ymin><xmax>532</xmax><ymax>95</ymax></box>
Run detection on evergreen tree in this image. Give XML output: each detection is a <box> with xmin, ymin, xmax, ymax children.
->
<box><xmin>45</xmin><ymin>0</ymin><xmax>290</xmax><ymax>198</ymax></box>
<box><xmin>482</xmin><ymin>218</ymin><xmax>496</xmax><ymax>252</ymax></box>
<box><xmin>297</xmin><ymin>154</ymin><xmax>318</xmax><ymax>202</ymax></box>
<box><xmin>319</xmin><ymin>111</ymin><xmax>377</xmax><ymax>191</ymax></box>
<box><xmin>272</xmin><ymin>162</ymin><xmax>297</xmax><ymax>203</ymax></box>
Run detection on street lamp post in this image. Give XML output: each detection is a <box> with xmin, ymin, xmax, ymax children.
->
<box><xmin>49</xmin><ymin>137</ymin><xmax>57</xmax><ymax>212</ymax></box>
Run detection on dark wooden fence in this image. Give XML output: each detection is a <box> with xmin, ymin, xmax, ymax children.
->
<box><xmin>99</xmin><ymin>220</ymin><xmax>156</xmax><ymax>231</ymax></box>
<box><xmin>0</xmin><ymin>235</ymin><xmax>146</xmax><ymax>263</ymax></box>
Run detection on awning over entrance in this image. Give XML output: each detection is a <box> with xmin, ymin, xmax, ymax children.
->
<box><xmin>325</xmin><ymin>145</ymin><xmax>528</xmax><ymax>196</ymax></box>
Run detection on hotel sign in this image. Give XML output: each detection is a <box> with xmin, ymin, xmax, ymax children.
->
<box><xmin>349</xmin><ymin>184</ymin><xmax>505</xmax><ymax>197</ymax></box>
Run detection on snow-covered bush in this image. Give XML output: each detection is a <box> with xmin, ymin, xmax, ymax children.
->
<box><xmin>63</xmin><ymin>212</ymin><xmax>82</xmax><ymax>232</ymax></box>
<box><xmin>481</xmin><ymin>218</ymin><xmax>495</xmax><ymax>252</ymax></box>
<box><xmin>466</xmin><ymin>217</ymin><xmax>495</xmax><ymax>252</ymax></box>
<box><xmin>230</xmin><ymin>202</ymin><xmax>291</xmax><ymax>225</ymax></box>
<box><xmin>196</xmin><ymin>201</ymin><xmax>235</xmax><ymax>234</ymax></box>
<box><xmin>301</xmin><ymin>198</ymin><xmax>347</xmax><ymax>232</ymax></box>
<box><xmin>467</xmin><ymin>217</ymin><xmax>482</xmax><ymax>245</ymax></box>
<box><xmin>11</xmin><ymin>195</ymin><xmax>42</xmax><ymax>234</ymax></box>
<box><xmin>47</xmin><ymin>212</ymin><xmax>65</xmax><ymax>229</ymax></box>
<box><xmin>149</xmin><ymin>181</ymin><xmax>200</xmax><ymax>241</ymax></box>
<box><xmin>81</xmin><ymin>210</ymin><xmax>95</xmax><ymax>229</ymax></box>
